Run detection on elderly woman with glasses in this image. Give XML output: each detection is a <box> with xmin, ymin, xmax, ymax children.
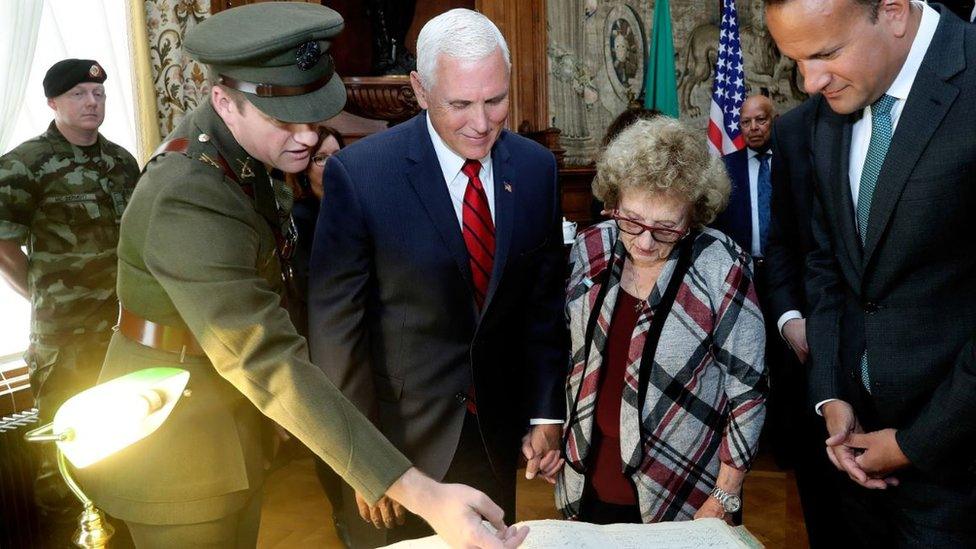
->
<box><xmin>555</xmin><ymin>117</ymin><xmax>767</xmax><ymax>526</ymax></box>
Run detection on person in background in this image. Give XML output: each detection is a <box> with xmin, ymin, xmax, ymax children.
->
<box><xmin>289</xmin><ymin>126</ymin><xmax>344</xmax><ymax>338</ymax></box>
<box><xmin>0</xmin><ymin>58</ymin><xmax>139</xmax><ymax>544</ymax></box>
<box><xmin>284</xmin><ymin>125</ymin><xmax>355</xmax><ymax>546</ymax></box>
<box><xmin>712</xmin><ymin>94</ymin><xmax>777</xmax><ymax>260</ymax></box>
<box><xmin>305</xmin><ymin>127</ymin><xmax>344</xmax><ymax>202</ymax></box>
<box><xmin>309</xmin><ymin>8</ymin><xmax>567</xmax><ymax>546</ymax></box>
<box><xmin>556</xmin><ymin>117</ymin><xmax>767</xmax><ymax>525</ymax></box>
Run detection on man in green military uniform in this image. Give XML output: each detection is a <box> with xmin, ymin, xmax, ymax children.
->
<box><xmin>76</xmin><ymin>3</ymin><xmax>528</xmax><ymax>548</ymax></box>
<box><xmin>0</xmin><ymin>58</ymin><xmax>140</xmax><ymax>533</ymax></box>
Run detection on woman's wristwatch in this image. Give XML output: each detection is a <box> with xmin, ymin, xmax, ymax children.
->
<box><xmin>709</xmin><ymin>486</ymin><xmax>742</xmax><ymax>513</ymax></box>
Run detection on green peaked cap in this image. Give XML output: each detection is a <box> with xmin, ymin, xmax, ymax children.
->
<box><xmin>185</xmin><ymin>1</ymin><xmax>346</xmax><ymax>123</ymax></box>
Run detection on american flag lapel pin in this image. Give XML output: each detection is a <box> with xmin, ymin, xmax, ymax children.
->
<box><xmin>504</xmin><ymin>182</ymin><xmax>512</xmax><ymax>193</ymax></box>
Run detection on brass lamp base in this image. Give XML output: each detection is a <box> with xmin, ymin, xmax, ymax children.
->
<box><xmin>74</xmin><ymin>502</ymin><xmax>115</xmax><ymax>549</ymax></box>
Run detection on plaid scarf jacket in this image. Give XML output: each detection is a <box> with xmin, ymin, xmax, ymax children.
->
<box><xmin>556</xmin><ymin>222</ymin><xmax>767</xmax><ymax>522</ymax></box>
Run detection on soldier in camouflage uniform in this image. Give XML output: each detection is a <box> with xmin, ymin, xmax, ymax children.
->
<box><xmin>0</xmin><ymin>58</ymin><xmax>138</xmax><ymax>422</ymax></box>
<box><xmin>0</xmin><ymin>59</ymin><xmax>139</xmax><ymax>544</ymax></box>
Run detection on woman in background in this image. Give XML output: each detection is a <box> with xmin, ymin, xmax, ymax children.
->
<box><xmin>556</xmin><ymin>117</ymin><xmax>767</xmax><ymax>525</ymax></box>
<box><xmin>286</xmin><ymin>126</ymin><xmax>352</xmax><ymax>545</ymax></box>
<box><xmin>289</xmin><ymin>126</ymin><xmax>344</xmax><ymax>335</ymax></box>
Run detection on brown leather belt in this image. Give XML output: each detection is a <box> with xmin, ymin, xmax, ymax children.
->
<box><xmin>117</xmin><ymin>306</ymin><xmax>205</xmax><ymax>360</ymax></box>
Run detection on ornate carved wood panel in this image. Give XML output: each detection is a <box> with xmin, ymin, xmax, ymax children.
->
<box><xmin>476</xmin><ymin>0</ymin><xmax>549</xmax><ymax>133</ymax></box>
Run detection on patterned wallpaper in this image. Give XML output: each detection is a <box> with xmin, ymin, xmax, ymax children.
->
<box><xmin>145</xmin><ymin>0</ymin><xmax>211</xmax><ymax>138</ymax></box>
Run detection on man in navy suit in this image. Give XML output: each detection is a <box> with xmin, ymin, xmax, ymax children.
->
<box><xmin>713</xmin><ymin>94</ymin><xmax>777</xmax><ymax>260</ymax></box>
<box><xmin>308</xmin><ymin>9</ymin><xmax>567</xmax><ymax>546</ymax></box>
<box><xmin>767</xmin><ymin>0</ymin><xmax>976</xmax><ymax>545</ymax></box>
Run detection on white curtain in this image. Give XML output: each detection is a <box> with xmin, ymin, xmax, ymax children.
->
<box><xmin>4</xmin><ymin>0</ymin><xmax>136</xmax><ymax>156</ymax></box>
<box><xmin>0</xmin><ymin>0</ymin><xmax>43</xmax><ymax>153</ymax></box>
<box><xmin>0</xmin><ymin>0</ymin><xmax>136</xmax><ymax>357</ymax></box>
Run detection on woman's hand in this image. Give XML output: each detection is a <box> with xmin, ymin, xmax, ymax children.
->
<box><xmin>693</xmin><ymin>496</ymin><xmax>731</xmax><ymax>524</ymax></box>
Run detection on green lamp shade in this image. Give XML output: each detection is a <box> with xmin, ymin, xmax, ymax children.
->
<box><xmin>53</xmin><ymin>367</ymin><xmax>190</xmax><ymax>469</ymax></box>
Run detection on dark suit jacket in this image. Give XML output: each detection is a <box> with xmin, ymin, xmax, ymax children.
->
<box><xmin>713</xmin><ymin>148</ymin><xmax>754</xmax><ymax>254</ymax></box>
<box><xmin>765</xmin><ymin>97</ymin><xmax>820</xmax><ymax>321</ymax></box>
<box><xmin>806</xmin><ymin>6</ymin><xmax>976</xmax><ymax>480</ymax></box>
<box><xmin>308</xmin><ymin>113</ymin><xmax>568</xmax><ymax>486</ymax></box>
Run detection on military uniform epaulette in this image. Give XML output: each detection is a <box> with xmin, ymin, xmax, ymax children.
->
<box><xmin>150</xmin><ymin>105</ymin><xmax>269</xmax><ymax>192</ymax></box>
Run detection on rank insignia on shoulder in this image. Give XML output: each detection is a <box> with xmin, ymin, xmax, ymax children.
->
<box><xmin>198</xmin><ymin>153</ymin><xmax>222</xmax><ymax>170</ymax></box>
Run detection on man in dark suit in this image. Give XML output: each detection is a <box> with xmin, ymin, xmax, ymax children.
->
<box><xmin>309</xmin><ymin>8</ymin><xmax>567</xmax><ymax>546</ymax></box>
<box><xmin>767</xmin><ymin>0</ymin><xmax>976</xmax><ymax>545</ymax></box>
<box><xmin>765</xmin><ymin>96</ymin><xmax>858</xmax><ymax>548</ymax></box>
<box><xmin>713</xmin><ymin>94</ymin><xmax>777</xmax><ymax>258</ymax></box>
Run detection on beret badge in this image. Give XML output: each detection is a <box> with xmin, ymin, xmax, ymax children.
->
<box><xmin>295</xmin><ymin>41</ymin><xmax>321</xmax><ymax>71</ymax></box>
<box><xmin>89</xmin><ymin>64</ymin><xmax>102</xmax><ymax>77</ymax></box>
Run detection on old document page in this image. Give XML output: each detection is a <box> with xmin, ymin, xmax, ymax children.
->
<box><xmin>384</xmin><ymin>518</ymin><xmax>763</xmax><ymax>548</ymax></box>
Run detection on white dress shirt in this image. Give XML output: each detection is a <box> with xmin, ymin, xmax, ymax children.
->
<box><xmin>813</xmin><ymin>2</ymin><xmax>939</xmax><ymax>415</ymax></box>
<box><xmin>426</xmin><ymin>115</ymin><xmax>495</xmax><ymax>225</ymax></box>
<box><xmin>425</xmin><ymin>116</ymin><xmax>561</xmax><ymax>426</ymax></box>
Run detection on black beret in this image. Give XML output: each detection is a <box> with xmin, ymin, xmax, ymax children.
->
<box><xmin>43</xmin><ymin>59</ymin><xmax>107</xmax><ymax>98</ymax></box>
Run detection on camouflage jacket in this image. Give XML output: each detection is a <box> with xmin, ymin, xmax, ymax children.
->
<box><xmin>0</xmin><ymin>122</ymin><xmax>139</xmax><ymax>337</ymax></box>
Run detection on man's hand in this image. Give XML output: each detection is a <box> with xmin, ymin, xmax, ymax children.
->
<box><xmin>693</xmin><ymin>497</ymin><xmax>732</xmax><ymax>524</ymax></box>
<box><xmin>847</xmin><ymin>428</ymin><xmax>910</xmax><ymax>480</ymax></box>
<box><xmin>821</xmin><ymin>400</ymin><xmax>891</xmax><ymax>490</ymax></box>
<box><xmin>781</xmin><ymin>318</ymin><xmax>808</xmax><ymax>363</ymax></box>
<box><xmin>522</xmin><ymin>424</ymin><xmax>563</xmax><ymax>483</ymax></box>
<box><xmin>387</xmin><ymin>467</ymin><xmax>529</xmax><ymax>548</ymax></box>
<box><xmin>354</xmin><ymin>493</ymin><xmax>406</xmax><ymax>529</ymax></box>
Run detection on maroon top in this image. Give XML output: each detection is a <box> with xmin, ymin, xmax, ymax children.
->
<box><xmin>590</xmin><ymin>290</ymin><xmax>641</xmax><ymax>505</ymax></box>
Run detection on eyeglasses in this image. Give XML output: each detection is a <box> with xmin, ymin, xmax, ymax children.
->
<box><xmin>605</xmin><ymin>209</ymin><xmax>688</xmax><ymax>243</ymax></box>
<box><xmin>311</xmin><ymin>153</ymin><xmax>331</xmax><ymax>167</ymax></box>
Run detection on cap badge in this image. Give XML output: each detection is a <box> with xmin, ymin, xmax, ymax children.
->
<box><xmin>295</xmin><ymin>41</ymin><xmax>321</xmax><ymax>71</ymax></box>
<box><xmin>89</xmin><ymin>64</ymin><xmax>102</xmax><ymax>77</ymax></box>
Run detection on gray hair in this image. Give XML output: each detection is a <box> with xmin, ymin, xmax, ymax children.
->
<box><xmin>593</xmin><ymin>117</ymin><xmax>730</xmax><ymax>228</ymax></box>
<box><xmin>415</xmin><ymin>9</ymin><xmax>511</xmax><ymax>88</ymax></box>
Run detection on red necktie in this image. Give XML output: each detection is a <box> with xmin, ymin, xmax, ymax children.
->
<box><xmin>460</xmin><ymin>159</ymin><xmax>493</xmax><ymax>415</ymax></box>
<box><xmin>461</xmin><ymin>159</ymin><xmax>495</xmax><ymax>310</ymax></box>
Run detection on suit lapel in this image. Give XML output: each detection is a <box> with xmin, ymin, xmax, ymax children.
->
<box><xmin>736</xmin><ymin>150</ymin><xmax>753</xmax><ymax>249</ymax></box>
<box><xmin>862</xmin><ymin>16</ymin><xmax>963</xmax><ymax>265</ymax></box>
<box><xmin>483</xmin><ymin>135</ymin><xmax>514</xmax><ymax>311</ymax></box>
<box><xmin>817</xmin><ymin>106</ymin><xmax>863</xmax><ymax>276</ymax></box>
<box><xmin>404</xmin><ymin>115</ymin><xmax>474</xmax><ymax>289</ymax></box>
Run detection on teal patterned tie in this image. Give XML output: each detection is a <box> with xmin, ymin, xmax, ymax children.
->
<box><xmin>857</xmin><ymin>93</ymin><xmax>896</xmax><ymax>391</ymax></box>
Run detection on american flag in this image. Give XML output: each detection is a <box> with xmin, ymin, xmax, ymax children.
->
<box><xmin>707</xmin><ymin>0</ymin><xmax>746</xmax><ymax>156</ymax></box>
